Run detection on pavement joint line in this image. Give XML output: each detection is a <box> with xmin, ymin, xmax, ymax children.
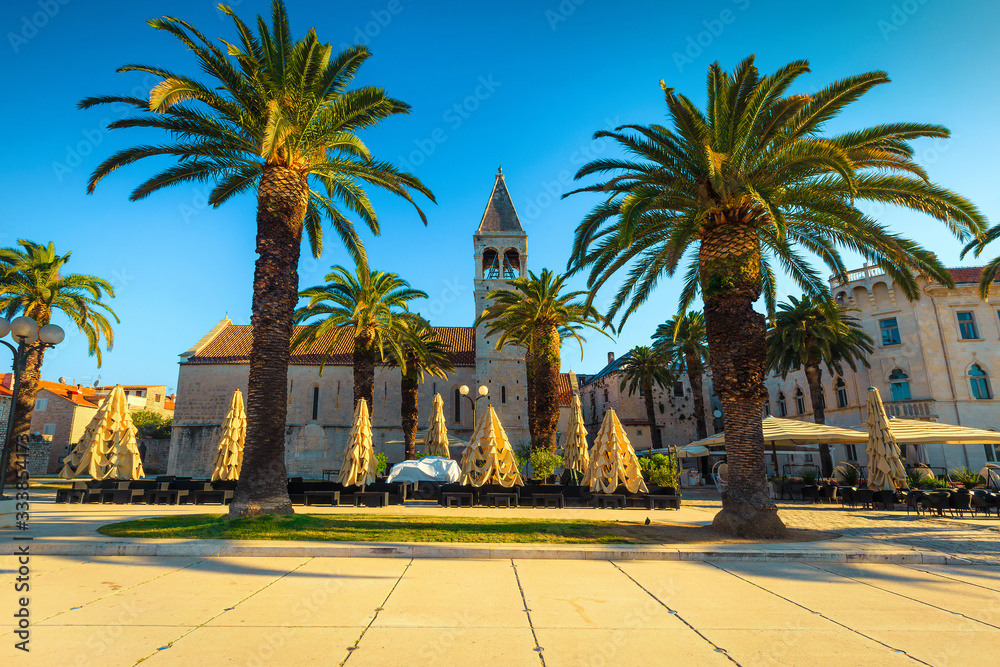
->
<box><xmin>130</xmin><ymin>556</ymin><xmax>314</xmax><ymax>666</ymax></box>
<box><xmin>804</xmin><ymin>563</ymin><xmax>1000</xmax><ymax>631</ymax></box>
<box><xmin>901</xmin><ymin>565</ymin><xmax>1000</xmax><ymax>593</ymax></box>
<box><xmin>706</xmin><ymin>562</ymin><xmax>934</xmax><ymax>666</ymax></box>
<box><xmin>608</xmin><ymin>561</ymin><xmax>742</xmax><ymax>666</ymax></box>
<box><xmin>32</xmin><ymin>556</ymin><xmax>209</xmax><ymax>627</ymax></box>
<box><xmin>510</xmin><ymin>560</ymin><xmax>546</xmax><ymax>667</ymax></box>
<box><xmin>340</xmin><ymin>557</ymin><xmax>413</xmax><ymax>667</ymax></box>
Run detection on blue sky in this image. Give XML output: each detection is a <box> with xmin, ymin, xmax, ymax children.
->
<box><xmin>2</xmin><ymin>0</ymin><xmax>998</xmax><ymax>391</ymax></box>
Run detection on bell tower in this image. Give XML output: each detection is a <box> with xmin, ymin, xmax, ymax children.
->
<box><xmin>473</xmin><ymin>168</ymin><xmax>529</xmax><ymax>444</ymax></box>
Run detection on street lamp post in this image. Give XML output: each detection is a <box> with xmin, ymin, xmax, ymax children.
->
<box><xmin>459</xmin><ymin>384</ymin><xmax>490</xmax><ymax>430</ymax></box>
<box><xmin>0</xmin><ymin>316</ymin><xmax>65</xmax><ymax>499</ymax></box>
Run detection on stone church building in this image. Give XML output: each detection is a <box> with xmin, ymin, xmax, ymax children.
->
<box><xmin>168</xmin><ymin>170</ymin><xmax>564</xmax><ymax>478</ymax></box>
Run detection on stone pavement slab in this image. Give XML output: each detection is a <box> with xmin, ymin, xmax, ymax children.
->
<box><xmin>347</xmin><ymin>626</ymin><xmax>540</xmax><ymax>667</ymax></box>
<box><xmin>141</xmin><ymin>626</ymin><xmax>360</xmax><ymax>666</ymax></box>
<box><xmin>533</xmin><ymin>628</ymin><xmax>733</xmax><ymax>667</ymax></box>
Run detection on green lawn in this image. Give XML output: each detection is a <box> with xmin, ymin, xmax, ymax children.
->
<box><xmin>98</xmin><ymin>513</ymin><xmax>832</xmax><ymax>545</ymax></box>
<box><xmin>100</xmin><ymin>513</ymin><xmax>685</xmax><ymax>544</ymax></box>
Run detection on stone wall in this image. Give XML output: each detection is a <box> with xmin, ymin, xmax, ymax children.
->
<box><xmin>138</xmin><ymin>439</ymin><xmax>171</xmax><ymax>475</ymax></box>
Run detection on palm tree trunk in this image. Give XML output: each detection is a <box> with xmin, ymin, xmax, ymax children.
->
<box><xmin>230</xmin><ymin>166</ymin><xmax>308</xmax><ymax>518</ymax></box>
<box><xmin>5</xmin><ymin>342</ymin><xmax>46</xmax><ymax>483</ymax></box>
<box><xmin>804</xmin><ymin>362</ymin><xmax>833</xmax><ymax>476</ymax></box>
<box><xmin>643</xmin><ymin>380</ymin><xmax>662</xmax><ymax>450</ymax></box>
<box><xmin>532</xmin><ymin>326</ymin><xmax>560</xmax><ymax>450</ymax></box>
<box><xmin>685</xmin><ymin>354</ymin><xmax>708</xmax><ymax>440</ymax></box>
<box><xmin>400</xmin><ymin>372</ymin><xmax>419</xmax><ymax>460</ymax></box>
<box><xmin>525</xmin><ymin>348</ymin><xmax>537</xmax><ymax>447</ymax></box>
<box><xmin>353</xmin><ymin>336</ymin><xmax>376</xmax><ymax>409</ymax></box>
<box><xmin>700</xmin><ymin>222</ymin><xmax>786</xmax><ymax>538</ymax></box>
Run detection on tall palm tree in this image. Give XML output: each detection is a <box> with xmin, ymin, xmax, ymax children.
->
<box><xmin>617</xmin><ymin>346</ymin><xmax>674</xmax><ymax>450</ymax></box>
<box><xmin>294</xmin><ymin>263</ymin><xmax>427</xmax><ymax>410</ymax></box>
<box><xmin>961</xmin><ymin>222</ymin><xmax>1000</xmax><ymax>300</ymax></box>
<box><xmin>0</xmin><ymin>240</ymin><xmax>117</xmax><ymax>479</ymax></box>
<box><xmin>565</xmin><ymin>56</ymin><xmax>986</xmax><ymax>537</ymax></box>
<box><xmin>385</xmin><ymin>316</ymin><xmax>455</xmax><ymax>460</ymax></box>
<box><xmin>653</xmin><ymin>311</ymin><xmax>710</xmax><ymax>440</ymax></box>
<box><xmin>766</xmin><ymin>295</ymin><xmax>873</xmax><ymax>475</ymax></box>
<box><xmin>476</xmin><ymin>269</ymin><xmax>611</xmax><ymax>449</ymax></box>
<box><xmin>80</xmin><ymin>2</ymin><xmax>434</xmax><ymax>516</ymax></box>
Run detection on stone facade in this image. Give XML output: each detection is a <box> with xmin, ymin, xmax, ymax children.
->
<box><xmin>578</xmin><ymin>351</ymin><xmax>720</xmax><ymax>452</ymax></box>
<box><xmin>22</xmin><ymin>381</ymin><xmax>98</xmax><ymax>474</ymax></box>
<box><xmin>765</xmin><ymin>266</ymin><xmax>1000</xmax><ymax>473</ymax></box>
<box><xmin>169</xmin><ymin>171</ymin><xmax>542</xmax><ymax>477</ymax></box>
<box><xmin>91</xmin><ymin>385</ymin><xmax>174</xmax><ymax>416</ymax></box>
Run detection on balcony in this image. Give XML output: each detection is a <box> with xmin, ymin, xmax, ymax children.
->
<box><xmin>831</xmin><ymin>265</ymin><xmax>887</xmax><ymax>287</ymax></box>
<box><xmin>883</xmin><ymin>399</ymin><xmax>937</xmax><ymax>420</ymax></box>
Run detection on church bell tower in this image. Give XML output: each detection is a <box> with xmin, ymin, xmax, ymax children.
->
<box><xmin>473</xmin><ymin>168</ymin><xmax>529</xmax><ymax>444</ymax></box>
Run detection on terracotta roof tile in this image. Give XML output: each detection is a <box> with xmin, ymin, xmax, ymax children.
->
<box><xmin>37</xmin><ymin>380</ymin><xmax>99</xmax><ymax>408</ymax></box>
<box><xmin>947</xmin><ymin>267</ymin><xmax>1000</xmax><ymax>285</ymax></box>
<box><xmin>557</xmin><ymin>373</ymin><xmax>573</xmax><ymax>407</ymax></box>
<box><xmin>187</xmin><ymin>324</ymin><xmax>476</xmax><ymax>367</ymax></box>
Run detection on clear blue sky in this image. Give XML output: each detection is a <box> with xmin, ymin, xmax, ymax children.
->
<box><xmin>2</xmin><ymin>0</ymin><xmax>998</xmax><ymax>391</ymax></box>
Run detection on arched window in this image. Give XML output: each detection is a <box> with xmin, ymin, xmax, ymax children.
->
<box><xmin>794</xmin><ymin>388</ymin><xmax>805</xmax><ymax>414</ymax></box>
<box><xmin>777</xmin><ymin>392</ymin><xmax>787</xmax><ymax>417</ymax></box>
<box><xmin>501</xmin><ymin>386</ymin><xmax>507</xmax><ymax>404</ymax></box>
<box><xmin>889</xmin><ymin>369</ymin><xmax>911</xmax><ymax>401</ymax></box>
<box><xmin>454</xmin><ymin>388</ymin><xmax>462</xmax><ymax>422</ymax></box>
<box><xmin>836</xmin><ymin>378</ymin><xmax>849</xmax><ymax>408</ymax></box>
<box><xmin>969</xmin><ymin>364</ymin><xmax>993</xmax><ymax>399</ymax></box>
<box><xmin>603</xmin><ymin>388</ymin><xmax>609</xmax><ymax>403</ymax></box>
<box><xmin>482</xmin><ymin>248</ymin><xmax>500</xmax><ymax>279</ymax></box>
<box><xmin>311</xmin><ymin>386</ymin><xmax>320</xmax><ymax>421</ymax></box>
<box><xmin>503</xmin><ymin>249</ymin><xmax>520</xmax><ymax>279</ymax></box>
<box><xmin>763</xmin><ymin>401</ymin><xmax>771</xmax><ymax>417</ymax></box>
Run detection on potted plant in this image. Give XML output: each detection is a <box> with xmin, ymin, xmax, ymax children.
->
<box><xmin>375</xmin><ymin>452</ymin><xmax>389</xmax><ymax>480</ymax></box>
<box><xmin>834</xmin><ymin>464</ymin><xmax>861</xmax><ymax>487</ymax></box>
<box><xmin>528</xmin><ymin>448</ymin><xmax>563</xmax><ymax>485</ymax></box>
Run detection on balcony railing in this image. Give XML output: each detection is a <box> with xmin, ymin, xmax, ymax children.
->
<box><xmin>833</xmin><ymin>265</ymin><xmax>887</xmax><ymax>286</ymax></box>
<box><xmin>883</xmin><ymin>399</ymin><xmax>936</xmax><ymax>419</ymax></box>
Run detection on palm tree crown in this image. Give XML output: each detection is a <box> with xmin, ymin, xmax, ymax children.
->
<box><xmin>617</xmin><ymin>346</ymin><xmax>674</xmax><ymax>450</ymax></box>
<box><xmin>0</xmin><ymin>240</ymin><xmax>117</xmax><ymax>478</ymax></box>
<box><xmin>766</xmin><ymin>295</ymin><xmax>873</xmax><ymax>382</ymax></box>
<box><xmin>294</xmin><ymin>262</ymin><xmax>427</xmax><ymax>406</ymax></box>
<box><xmin>652</xmin><ymin>311</ymin><xmax>710</xmax><ymax>440</ymax></box>
<box><xmin>0</xmin><ymin>240</ymin><xmax>117</xmax><ymax>360</ymax></box>
<box><xmin>476</xmin><ymin>268</ymin><xmax>611</xmax><ymax>448</ymax></box>
<box><xmin>961</xmin><ymin>222</ymin><xmax>1000</xmax><ymax>301</ymax></box>
<box><xmin>80</xmin><ymin>0</ymin><xmax>433</xmax><ymax>262</ymax></box>
<box><xmin>386</xmin><ymin>315</ymin><xmax>455</xmax><ymax>460</ymax></box>
<box><xmin>565</xmin><ymin>55</ymin><xmax>986</xmax><ymax>538</ymax></box>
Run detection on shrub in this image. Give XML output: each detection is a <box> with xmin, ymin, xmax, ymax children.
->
<box><xmin>132</xmin><ymin>410</ymin><xmax>172</xmax><ymax>439</ymax></box>
<box><xmin>375</xmin><ymin>452</ymin><xmax>389</xmax><ymax>475</ymax></box>
<box><xmin>639</xmin><ymin>453</ymin><xmax>679</xmax><ymax>488</ymax></box>
<box><xmin>529</xmin><ymin>448</ymin><xmax>563</xmax><ymax>480</ymax></box>
<box><xmin>799</xmin><ymin>467</ymin><xmax>819</xmax><ymax>485</ymax></box>
<box><xmin>918</xmin><ymin>476</ymin><xmax>948</xmax><ymax>489</ymax></box>
<box><xmin>949</xmin><ymin>466</ymin><xmax>984</xmax><ymax>489</ymax></box>
<box><xmin>834</xmin><ymin>464</ymin><xmax>860</xmax><ymax>486</ymax></box>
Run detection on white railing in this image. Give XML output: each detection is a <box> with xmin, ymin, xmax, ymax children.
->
<box><xmin>884</xmin><ymin>399</ymin><xmax>936</xmax><ymax>419</ymax></box>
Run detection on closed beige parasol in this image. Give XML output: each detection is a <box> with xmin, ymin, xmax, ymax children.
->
<box><xmin>582</xmin><ymin>408</ymin><xmax>648</xmax><ymax>494</ymax></box>
<box><xmin>865</xmin><ymin>387</ymin><xmax>907</xmax><ymax>491</ymax></box>
<box><xmin>59</xmin><ymin>385</ymin><xmax>144</xmax><ymax>480</ymax></box>
<box><xmin>459</xmin><ymin>405</ymin><xmax>524</xmax><ymax>488</ymax></box>
<box><xmin>337</xmin><ymin>399</ymin><xmax>378</xmax><ymax>487</ymax></box>
<box><xmin>211</xmin><ymin>388</ymin><xmax>246</xmax><ymax>482</ymax></box>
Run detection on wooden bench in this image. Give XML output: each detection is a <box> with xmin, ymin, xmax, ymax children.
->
<box><xmin>304</xmin><ymin>490</ymin><xmax>341</xmax><ymax>506</ymax></box>
<box><xmin>354</xmin><ymin>491</ymin><xmax>389</xmax><ymax>507</ymax></box>
<box><xmin>645</xmin><ymin>494</ymin><xmax>680</xmax><ymax>510</ymax></box>
<box><xmin>592</xmin><ymin>494</ymin><xmax>626</xmax><ymax>509</ymax></box>
<box><xmin>484</xmin><ymin>493</ymin><xmax>518</xmax><ymax>508</ymax></box>
<box><xmin>531</xmin><ymin>493</ymin><xmax>565</xmax><ymax>508</ymax></box>
<box><xmin>442</xmin><ymin>492</ymin><xmax>474</xmax><ymax>508</ymax></box>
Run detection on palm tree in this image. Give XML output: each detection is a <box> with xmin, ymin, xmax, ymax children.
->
<box><xmin>80</xmin><ymin>2</ymin><xmax>434</xmax><ymax>516</ymax></box>
<box><xmin>565</xmin><ymin>56</ymin><xmax>986</xmax><ymax>537</ymax></box>
<box><xmin>0</xmin><ymin>240</ymin><xmax>117</xmax><ymax>479</ymax></box>
<box><xmin>961</xmin><ymin>222</ymin><xmax>1000</xmax><ymax>300</ymax></box>
<box><xmin>617</xmin><ymin>346</ymin><xmax>674</xmax><ymax>450</ymax></box>
<box><xmin>386</xmin><ymin>316</ymin><xmax>455</xmax><ymax>460</ymax></box>
<box><xmin>653</xmin><ymin>312</ymin><xmax>710</xmax><ymax>440</ymax></box>
<box><xmin>294</xmin><ymin>263</ymin><xmax>427</xmax><ymax>410</ymax></box>
<box><xmin>476</xmin><ymin>269</ymin><xmax>611</xmax><ymax>449</ymax></box>
<box><xmin>766</xmin><ymin>295</ymin><xmax>873</xmax><ymax>475</ymax></box>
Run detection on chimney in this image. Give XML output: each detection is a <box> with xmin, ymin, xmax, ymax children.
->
<box><xmin>607</xmin><ymin>352</ymin><xmax>615</xmax><ymax>365</ymax></box>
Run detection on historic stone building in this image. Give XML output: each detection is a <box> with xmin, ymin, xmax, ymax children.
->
<box><xmin>168</xmin><ymin>170</ymin><xmax>549</xmax><ymax>477</ymax></box>
<box><xmin>764</xmin><ymin>266</ymin><xmax>1000</xmax><ymax>472</ymax></box>
<box><xmin>578</xmin><ymin>351</ymin><xmax>720</xmax><ymax>452</ymax></box>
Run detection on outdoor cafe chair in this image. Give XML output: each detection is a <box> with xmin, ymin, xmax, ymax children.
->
<box><xmin>852</xmin><ymin>488</ymin><xmax>875</xmax><ymax>510</ymax></box>
<box><xmin>838</xmin><ymin>486</ymin><xmax>856</xmax><ymax>508</ymax></box>
<box><xmin>819</xmin><ymin>485</ymin><xmax>838</xmax><ymax>504</ymax></box>
<box><xmin>949</xmin><ymin>492</ymin><xmax>973</xmax><ymax>518</ymax></box>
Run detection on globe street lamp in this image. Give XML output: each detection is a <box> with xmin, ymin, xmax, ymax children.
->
<box><xmin>458</xmin><ymin>384</ymin><xmax>490</xmax><ymax>430</ymax></box>
<box><xmin>0</xmin><ymin>316</ymin><xmax>65</xmax><ymax>498</ymax></box>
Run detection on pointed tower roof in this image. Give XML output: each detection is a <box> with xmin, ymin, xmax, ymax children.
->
<box><xmin>477</xmin><ymin>168</ymin><xmax>524</xmax><ymax>233</ymax></box>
